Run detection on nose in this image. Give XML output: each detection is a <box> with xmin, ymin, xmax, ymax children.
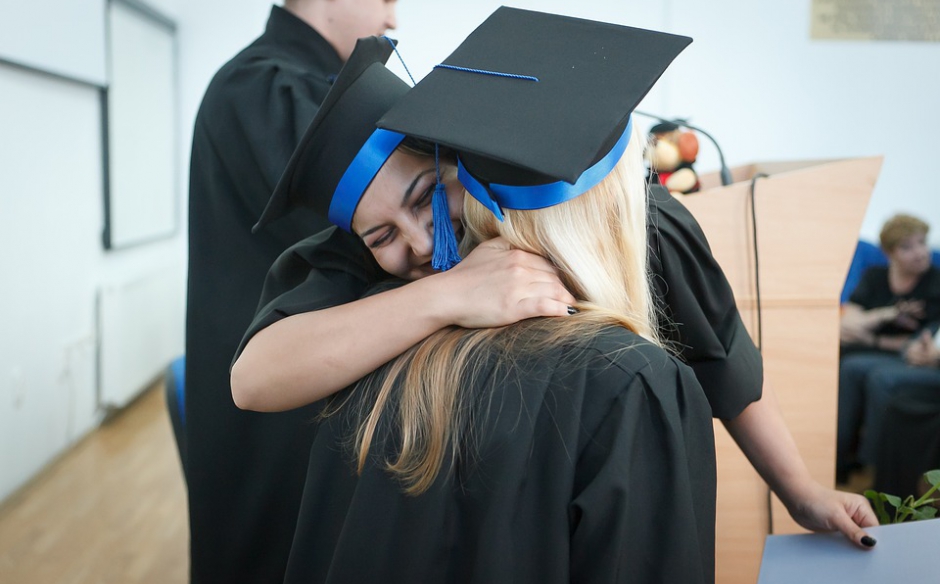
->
<box><xmin>403</xmin><ymin>222</ymin><xmax>433</xmax><ymax>260</ymax></box>
<box><xmin>385</xmin><ymin>4</ymin><xmax>398</xmax><ymax>31</ymax></box>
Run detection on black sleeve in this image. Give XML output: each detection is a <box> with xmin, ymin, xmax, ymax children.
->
<box><xmin>232</xmin><ymin>226</ymin><xmax>383</xmax><ymax>364</ymax></box>
<box><xmin>201</xmin><ymin>59</ymin><xmax>335</xmax><ymax>246</ymax></box>
<box><xmin>569</xmin><ymin>347</ymin><xmax>716</xmax><ymax>584</ymax></box>
<box><xmin>647</xmin><ymin>185</ymin><xmax>763</xmax><ymax>420</ymax></box>
<box><xmin>926</xmin><ymin>268</ymin><xmax>940</xmax><ymax>326</ymax></box>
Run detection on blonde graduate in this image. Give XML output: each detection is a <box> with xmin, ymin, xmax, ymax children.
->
<box><xmin>350</xmin><ymin>123</ymin><xmax>661</xmax><ymax>493</ymax></box>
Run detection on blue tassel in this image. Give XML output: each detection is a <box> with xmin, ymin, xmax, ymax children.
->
<box><xmin>430</xmin><ymin>144</ymin><xmax>461</xmax><ymax>271</ymax></box>
<box><xmin>431</xmin><ymin>182</ymin><xmax>461</xmax><ymax>271</ymax></box>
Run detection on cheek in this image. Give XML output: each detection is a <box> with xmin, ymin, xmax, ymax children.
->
<box><xmin>362</xmin><ymin>2</ymin><xmax>389</xmax><ymax>30</ymax></box>
<box><xmin>371</xmin><ymin>245</ymin><xmax>408</xmax><ymax>279</ymax></box>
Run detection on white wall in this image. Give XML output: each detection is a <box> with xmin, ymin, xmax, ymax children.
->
<box><xmin>3</xmin><ymin>0</ymin><xmax>937</xmax><ymax>505</ymax></box>
<box><xmin>0</xmin><ymin>0</ymin><xmax>108</xmax><ymax>86</ymax></box>
<box><xmin>0</xmin><ymin>67</ymin><xmax>104</xmax><ymax>502</ymax></box>
<box><xmin>0</xmin><ymin>0</ymin><xmax>187</xmax><ymax>503</ymax></box>
<box><xmin>660</xmin><ymin>0</ymin><xmax>940</xmax><ymax>247</ymax></box>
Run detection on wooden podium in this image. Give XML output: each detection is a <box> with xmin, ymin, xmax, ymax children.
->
<box><xmin>675</xmin><ymin>157</ymin><xmax>883</xmax><ymax>584</ymax></box>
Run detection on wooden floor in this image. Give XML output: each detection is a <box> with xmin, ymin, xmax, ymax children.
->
<box><xmin>0</xmin><ymin>382</ymin><xmax>188</xmax><ymax>584</ymax></box>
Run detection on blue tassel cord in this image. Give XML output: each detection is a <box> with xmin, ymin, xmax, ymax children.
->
<box><xmin>431</xmin><ymin>145</ymin><xmax>462</xmax><ymax>271</ymax></box>
<box><xmin>431</xmin><ymin>182</ymin><xmax>461</xmax><ymax>271</ymax></box>
<box><xmin>381</xmin><ymin>39</ymin><xmax>461</xmax><ymax>271</ymax></box>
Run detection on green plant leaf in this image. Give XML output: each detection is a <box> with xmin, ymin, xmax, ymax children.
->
<box><xmin>925</xmin><ymin>469</ymin><xmax>940</xmax><ymax>488</ymax></box>
<box><xmin>884</xmin><ymin>493</ymin><xmax>903</xmax><ymax>508</ymax></box>
<box><xmin>910</xmin><ymin>506</ymin><xmax>937</xmax><ymax>521</ymax></box>
<box><xmin>865</xmin><ymin>490</ymin><xmax>892</xmax><ymax>525</ymax></box>
<box><xmin>897</xmin><ymin>505</ymin><xmax>919</xmax><ymax>523</ymax></box>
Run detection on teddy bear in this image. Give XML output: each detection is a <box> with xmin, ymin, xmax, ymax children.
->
<box><xmin>646</xmin><ymin>121</ymin><xmax>700</xmax><ymax>195</ymax></box>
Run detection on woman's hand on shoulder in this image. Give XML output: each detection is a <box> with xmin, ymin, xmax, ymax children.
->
<box><xmin>431</xmin><ymin>237</ymin><xmax>577</xmax><ymax>328</ymax></box>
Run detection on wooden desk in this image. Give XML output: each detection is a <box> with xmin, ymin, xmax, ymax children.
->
<box><xmin>677</xmin><ymin>157</ymin><xmax>882</xmax><ymax>584</ymax></box>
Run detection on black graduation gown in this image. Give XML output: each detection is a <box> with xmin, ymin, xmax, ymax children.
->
<box><xmin>184</xmin><ymin>7</ymin><xmax>344</xmax><ymax>583</ymax></box>
<box><xmin>285</xmin><ymin>327</ymin><xmax>716</xmax><ymax>584</ymax></box>
<box><xmin>646</xmin><ymin>185</ymin><xmax>763</xmax><ymax>419</ymax></box>
<box><xmin>238</xmin><ymin>185</ymin><xmax>763</xmax><ymax>420</ymax></box>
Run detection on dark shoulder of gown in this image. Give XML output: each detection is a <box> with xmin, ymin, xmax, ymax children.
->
<box><xmin>284</xmin><ymin>326</ymin><xmax>717</xmax><ymax>584</ymax></box>
<box><xmin>233</xmin><ymin>225</ymin><xmax>382</xmax><ymax>363</ymax></box>
<box><xmin>647</xmin><ymin>185</ymin><xmax>763</xmax><ymax>419</ymax></box>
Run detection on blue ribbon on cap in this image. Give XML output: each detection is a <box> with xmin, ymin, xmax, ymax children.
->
<box><xmin>458</xmin><ymin>116</ymin><xmax>633</xmax><ymax>220</ymax></box>
<box><xmin>329</xmin><ymin>128</ymin><xmax>406</xmax><ymax>232</ymax></box>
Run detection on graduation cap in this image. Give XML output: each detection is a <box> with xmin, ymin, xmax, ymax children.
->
<box><xmin>650</xmin><ymin>121</ymin><xmax>681</xmax><ymax>134</ymax></box>
<box><xmin>377</xmin><ymin>7</ymin><xmax>692</xmax><ymax>220</ymax></box>
<box><xmin>254</xmin><ymin>35</ymin><xmax>409</xmax><ymax>233</ymax></box>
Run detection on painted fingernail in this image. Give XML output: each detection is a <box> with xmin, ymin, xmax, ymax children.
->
<box><xmin>861</xmin><ymin>535</ymin><xmax>876</xmax><ymax>547</ymax></box>
<box><xmin>567</xmin><ymin>306</ymin><xmax>578</xmax><ymax>315</ymax></box>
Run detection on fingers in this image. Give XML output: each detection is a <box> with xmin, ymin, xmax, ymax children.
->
<box><xmin>514</xmin><ymin>296</ymin><xmax>573</xmax><ymax>319</ymax></box>
<box><xmin>513</xmin><ymin>281</ymin><xmax>578</xmax><ymax>317</ymax></box>
<box><xmin>832</xmin><ymin>493</ymin><xmax>878</xmax><ymax>550</ymax></box>
<box><xmin>897</xmin><ymin>300</ymin><xmax>926</xmax><ymax>318</ymax></box>
<box><xmin>526</xmin><ymin>280</ymin><xmax>577</xmax><ymax>307</ymax></box>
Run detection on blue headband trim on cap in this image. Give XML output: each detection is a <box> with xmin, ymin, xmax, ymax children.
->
<box><xmin>458</xmin><ymin>116</ymin><xmax>634</xmax><ymax>221</ymax></box>
<box><xmin>329</xmin><ymin>128</ymin><xmax>406</xmax><ymax>232</ymax></box>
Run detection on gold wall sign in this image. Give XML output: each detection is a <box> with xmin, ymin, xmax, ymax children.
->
<box><xmin>812</xmin><ymin>0</ymin><xmax>940</xmax><ymax>41</ymax></box>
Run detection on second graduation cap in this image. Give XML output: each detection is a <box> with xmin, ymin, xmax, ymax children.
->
<box><xmin>377</xmin><ymin>7</ymin><xmax>692</xmax><ymax>218</ymax></box>
<box><xmin>255</xmin><ymin>35</ymin><xmax>409</xmax><ymax>233</ymax></box>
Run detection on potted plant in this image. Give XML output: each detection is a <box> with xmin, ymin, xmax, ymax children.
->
<box><xmin>865</xmin><ymin>469</ymin><xmax>940</xmax><ymax>524</ymax></box>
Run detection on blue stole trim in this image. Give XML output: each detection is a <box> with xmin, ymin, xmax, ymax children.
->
<box><xmin>329</xmin><ymin>128</ymin><xmax>406</xmax><ymax>232</ymax></box>
<box><xmin>458</xmin><ymin>116</ymin><xmax>633</xmax><ymax>221</ymax></box>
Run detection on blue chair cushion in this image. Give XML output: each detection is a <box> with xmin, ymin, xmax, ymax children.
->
<box><xmin>169</xmin><ymin>354</ymin><xmax>186</xmax><ymax>427</ymax></box>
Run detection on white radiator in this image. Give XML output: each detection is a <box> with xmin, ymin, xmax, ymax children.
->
<box><xmin>97</xmin><ymin>263</ymin><xmax>184</xmax><ymax>409</ymax></box>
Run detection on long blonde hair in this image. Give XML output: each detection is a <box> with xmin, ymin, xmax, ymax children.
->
<box><xmin>350</xmin><ymin>123</ymin><xmax>658</xmax><ymax>494</ymax></box>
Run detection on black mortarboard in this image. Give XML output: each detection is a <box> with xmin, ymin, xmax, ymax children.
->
<box><xmin>377</xmin><ymin>7</ymin><xmax>691</xmax><ymax>219</ymax></box>
<box><xmin>650</xmin><ymin>121</ymin><xmax>681</xmax><ymax>134</ymax></box>
<box><xmin>254</xmin><ymin>36</ymin><xmax>409</xmax><ymax>233</ymax></box>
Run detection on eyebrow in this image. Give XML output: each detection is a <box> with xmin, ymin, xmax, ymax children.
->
<box><xmin>359</xmin><ymin>167</ymin><xmax>437</xmax><ymax>238</ymax></box>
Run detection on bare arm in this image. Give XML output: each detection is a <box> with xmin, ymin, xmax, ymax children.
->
<box><xmin>841</xmin><ymin>300</ymin><xmax>925</xmax><ymax>347</ymax></box>
<box><xmin>231</xmin><ymin>238</ymin><xmax>576</xmax><ymax>411</ymax></box>
<box><xmin>840</xmin><ymin>302</ymin><xmax>892</xmax><ymax>346</ymax></box>
<box><xmin>723</xmin><ymin>382</ymin><xmax>879</xmax><ymax>549</ymax></box>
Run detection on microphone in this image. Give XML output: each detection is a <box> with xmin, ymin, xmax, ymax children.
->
<box><xmin>634</xmin><ymin>110</ymin><xmax>734</xmax><ymax>186</ymax></box>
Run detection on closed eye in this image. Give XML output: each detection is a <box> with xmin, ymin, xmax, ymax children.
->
<box><xmin>368</xmin><ymin>227</ymin><xmax>396</xmax><ymax>249</ymax></box>
<box><xmin>413</xmin><ymin>184</ymin><xmax>434</xmax><ymax>210</ymax></box>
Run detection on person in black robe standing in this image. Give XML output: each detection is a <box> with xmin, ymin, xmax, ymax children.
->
<box><xmin>184</xmin><ymin>2</ymin><xmax>397</xmax><ymax>582</ymax></box>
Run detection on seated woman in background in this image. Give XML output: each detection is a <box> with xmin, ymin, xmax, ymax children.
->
<box><xmin>837</xmin><ymin>213</ymin><xmax>940</xmax><ymax>482</ymax></box>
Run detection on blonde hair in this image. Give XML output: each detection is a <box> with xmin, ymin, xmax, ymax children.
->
<box><xmin>880</xmin><ymin>213</ymin><xmax>929</xmax><ymax>252</ymax></box>
<box><xmin>349</xmin><ymin>123</ymin><xmax>658</xmax><ymax>494</ymax></box>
